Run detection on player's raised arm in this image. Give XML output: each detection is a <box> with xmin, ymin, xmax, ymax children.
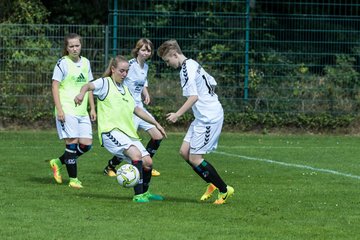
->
<box><xmin>74</xmin><ymin>82</ymin><xmax>95</xmax><ymax>106</ymax></box>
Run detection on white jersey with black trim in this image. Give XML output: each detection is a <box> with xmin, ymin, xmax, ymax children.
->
<box><xmin>123</xmin><ymin>58</ymin><xmax>149</xmax><ymax>107</ymax></box>
<box><xmin>180</xmin><ymin>59</ymin><xmax>223</xmax><ymax>123</ymax></box>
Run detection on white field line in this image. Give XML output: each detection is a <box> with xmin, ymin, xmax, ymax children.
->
<box><xmin>220</xmin><ymin>145</ymin><xmax>354</xmax><ymax>149</ymax></box>
<box><xmin>214</xmin><ymin>151</ymin><xmax>360</xmax><ymax>180</ymax></box>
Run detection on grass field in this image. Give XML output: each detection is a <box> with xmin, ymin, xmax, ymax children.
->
<box><xmin>1</xmin><ymin>130</ymin><xmax>359</xmax><ymax>239</ymax></box>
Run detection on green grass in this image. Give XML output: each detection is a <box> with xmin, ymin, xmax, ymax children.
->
<box><xmin>1</xmin><ymin>130</ymin><xmax>360</xmax><ymax>239</ymax></box>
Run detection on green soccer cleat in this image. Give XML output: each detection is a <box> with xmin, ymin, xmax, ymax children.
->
<box><xmin>213</xmin><ymin>186</ymin><xmax>234</xmax><ymax>205</ymax></box>
<box><xmin>200</xmin><ymin>183</ymin><xmax>217</xmax><ymax>201</ymax></box>
<box><xmin>49</xmin><ymin>158</ymin><xmax>62</xmax><ymax>184</ymax></box>
<box><xmin>144</xmin><ymin>191</ymin><xmax>164</xmax><ymax>201</ymax></box>
<box><xmin>69</xmin><ymin>178</ymin><xmax>83</xmax><ymax>189</ymax></box>
<box><xmin>132</xmin><ymin>193</ymin><xmax>149</xmax><ymax>203</ymax></box>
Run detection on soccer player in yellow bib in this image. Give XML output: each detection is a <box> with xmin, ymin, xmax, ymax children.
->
<box><xmin>74</xmin><ymin>55</ymin><xmax>166</xmax><ymax>203</ymax></box>
<box><xmin>103</xmin><ymin>39</ymin><xmax>162</xmax><ymax>178</ymax></box>
<box><xmin>157</xmin><ymin>39</ymin><xmax>234</xmax><ymax>205</ymax></box>
<box><xmin>50</xmin><ymin>33</ymin><xmax>96</xmax><ymax>189</ymax></box>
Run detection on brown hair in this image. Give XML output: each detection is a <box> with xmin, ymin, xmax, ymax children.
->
<box><xmin>157</xmin><ymin>39</ymin><xmax>183</xmax><ymax>58</ymax></box>
<box><xmin>62</xmin><ymin>33</ymin><xmax>82</xmax><ymax>56</ymax></box>
<box><xmin>131</xmin><ymin>38</ymin><xmax>154</xmax><ymax>58</ymax></box>
<box><xmin>103</xmin><ymin>55</ymin><xmax>128</xmax><ymax>77</ymax></box>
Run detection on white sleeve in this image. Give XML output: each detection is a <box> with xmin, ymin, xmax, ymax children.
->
<box><xmin>92</xmin><ymin>78</ymin><xmax>109</xmax><ymax>100</ymax></box>
<box><xmin>144</xmin><ymin>63</ymin><xmax>149</xmax><ymax>87</ymax></box>
<box><xmin>87</xmin><ymin>61</ymin><xmax>94</xmax><ymax>81</ymax></box>
<box><xmin>207</xmin><ymin>74</ymin><xmax>217</xmax><ymax>86</ymax></box>
<box><xmin>182</xmin><ymin>62</ymin><xmax>198</xmax><ymax>96</ymax></box>
<box><xmin>52</xmin><ymin>59</ymin><xmax>67</xmax><ymax>82</ymax></box>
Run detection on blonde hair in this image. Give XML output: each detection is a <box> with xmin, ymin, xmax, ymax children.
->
<box><xmin>103</xmin><ymin>55</ymin><xmax>128</xmax><ymax>77</ymax></box>
<box><xmin>62</xmin><ymin>33</ymin><xmax>82</xmax><ymax>56</ymax></box>
<box><xmin>157</xmin><ymin>39</ymin><xmax>183</xmax><ymax>58</ymax></box>
<box><xmin>131</xmin><ymin>38</ymin><xmax>154</xmax><ymax>58</ymax></box>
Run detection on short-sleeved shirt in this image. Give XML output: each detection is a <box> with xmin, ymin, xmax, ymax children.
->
<box><xmin>52</xmin><ymin>56</ymin><xmax>94</xmax><ymax>82</ymax></box>
<box><xmin>124</xmin><ymin>58</ymin><xmax>149</xmax><ymax>108</ymax></box>
<box><xmin>180</xmin><ymin>59</ymin><xmax>223</xmax><ymax>123</ymax></box>
<box><xmin>92</xmin><ymin>77</ymin><xmax>138</xmax><ymax>143</ymax></box>
<box><xmin>52</xmin><ymin>56</ymin><xmax>93</xmax><ymax>116</ymax></box>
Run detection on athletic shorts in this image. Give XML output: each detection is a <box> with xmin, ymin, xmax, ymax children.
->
<box><xmin>133</xmin><ymin>108</ymin><xmax>155</xmax><ymax>132</ymax></box>
<box><xmin>55</xmin><ymin>114</ymin><xmax>92</xmax><ymax>139</ymax></box>
<box><xmin>101</xmin><ymin>129</ymin><xmax>149</xmax><ymax>163</ymax></box>
<box><xmin>184</xmin><ymin>117</ymin><xmax>224</xmax><ymax>155</ymax></box>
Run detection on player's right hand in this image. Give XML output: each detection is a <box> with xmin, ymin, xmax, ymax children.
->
<box><xmin>57</xmin><ymin>109</ymin><xmax>65</xmax><ymax>122</ymax></box>
<box><xmin>166</xmin><ymin>112</ymin><xmax>179</xmax><ymax>123</ymax></box>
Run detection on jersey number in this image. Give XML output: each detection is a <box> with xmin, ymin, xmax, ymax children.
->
<box><xmin>202</xmin><ymin>75</ymin><xmax>215</xmax><ymax>96</ymax></box>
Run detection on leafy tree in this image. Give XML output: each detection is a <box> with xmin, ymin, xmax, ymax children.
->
<box><xmin>41</xmin><ymin>0</ymin><xmax>108</xmax><ymax>24</ymax></box>
<box><xmin>0</xmin><ymin>0</ymin><xmax>49</xmax><ymax>23</ymax></box>
<box><xmin>0</xmin><ymin>0</ymin><xmax>54</xmax><ymax>120</ymax></box>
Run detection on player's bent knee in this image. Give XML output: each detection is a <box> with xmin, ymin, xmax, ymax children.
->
<box><xmin>79</xmin><ymin>144</ymin><xmax>92</xmax><ymax>153</ymax></box>
<box><xmin>142</xmin><ymin>155</ymin><xmax>153</xmax><ymax>167</ymax></box>
<box><xmin>179</xmin><ymin>150</ymin><xmax>188</xmax><ymax>160</ymax></box>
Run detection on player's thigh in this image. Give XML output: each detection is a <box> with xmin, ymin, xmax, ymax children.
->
<box><xmin>179</xmin><ymin>141</ymin><xmax>190</xmax><ymax>160</ymax></box>
<box><xmin>189</xmin><ymin>120</ymin><xmax>223</xmax><ymax>155</ymax></box>
<box><xmin>64</xmin><ymin>138</ymin><xmax>78</xmax><ymax>145</ymax></box>
<box><xmin>126</xmin><ymin>140</ymin><xmax>152</xmax><ymax>167</ymax></box>
<box><xmin>55</xmin><ymin>114</ymin><xmax>80</xmax><ymax>139</ymax></box>
<box><xmin>131</xmin><ymin>140</ymin><xmax>150</xmax><ymax>161</ymax></box>
<box><xmin>102</xmin><ymin>131</ymin><xmax>133</xmax><ymax>159</ymax></box>
<box><xmin>78</xmin><ymin>115</ymin><xmax>93</xmax><ymax>141</ymax></box>
<box><xmin>146</xmin><ymin>127</ymin><xmax>163</xmax><ymax>140</ymax></box>
<box><xmin>124</xmin><ymin>145</ymin><xmax>143</xmax><ymax>160</ymax></box>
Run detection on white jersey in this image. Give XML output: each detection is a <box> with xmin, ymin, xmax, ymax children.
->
<box><xmin>124</xmin><ymin>58</ymin><xmax>149</xmax><ymax>107</ymax></box>
<box><xmin>52</xmin><ymin>56</ymin><xmax>94</xmax><ymax>82</ymax></box>
<box><xmin>180</xmin><ymin>59</ymin><xmax>223</xmax><ymax>123</ymax></box>
<box><xmin>91</xmin><ymin>77</ymin><xmax>126</xmax><ymax>99</ymax></box>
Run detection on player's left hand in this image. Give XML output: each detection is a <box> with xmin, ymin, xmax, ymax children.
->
<box><xmin>74</xmin><ymin>94</ymin><xmax>84</xmax><ymax>106</ymax></box>
<box><xmin>156</xmin><ymin>124</ymin><xmax>167</xmax><ymax>138</ymax></box>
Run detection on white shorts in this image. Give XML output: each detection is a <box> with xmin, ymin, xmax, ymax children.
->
<box><xmin>133</xmin><ymin>108</ymin><xmax>155</xmax><ymax>132</ymax></box>
<box><xmin>184</xmin><ymin>117</ymin><xmax>224</xmax><ymax>155</ymax></box>
<box><xmin>101</xmin><ymin>130</ymin><xmax>149</xmax><ymax>163</ymax></box>
<box><xmin>55</xmin><ymin>114</ymin><xmax>92</xmax><ymax>139</ymax></box>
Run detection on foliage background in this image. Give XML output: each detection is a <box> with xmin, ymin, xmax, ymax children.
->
<box><xmin>0</xmin><ymin>0</ymin><xmax>359</xmax><ymax>132</ymax></box>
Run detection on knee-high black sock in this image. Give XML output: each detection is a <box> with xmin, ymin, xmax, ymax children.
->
<box><xmin>76</xmin><ymin>144</ymin><xmax>92</xmax><ymax>158</ymax></box>
<box><xmin>108</xmin><ymin>156</ymin><xmax>122</xmax><ymax>168</ymax></box>
<box><xmin>146</xmin><ymin>139</ymin><xmax>162</xmax><ymax>158</ymax></box>
<box><xmin>59</xmin><ymin>153</ymin><xmax>66</xmax><ymax>164</ymax></box>
<box><xmin>132</xmin><ymin>160</ymin><xmax>143</xmax><ymax>195</ymax></box>
<box><xmin>194</xmin><ymin>159</ymin><xmax>227</xmax><ymax>192</ymax></box>
<box><xmin>185</xmin><ymin>160</ymin><xmax>210</xmax><ymax>183</ymax></box>
<box><xmin>64</xmin><ymin>144</ymin><xmax>78</xmax><ymax>178</ymax></box>
<box><xmin>143</xmin><ymin>167</ymin><xmax>152</xmax><ymax>193</ymax></box>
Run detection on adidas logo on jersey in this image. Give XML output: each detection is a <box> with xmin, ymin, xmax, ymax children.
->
<box><xmin>76</xmin><ymin>73</ymin><xmax>86</xmax><ymax>82</ymax></box>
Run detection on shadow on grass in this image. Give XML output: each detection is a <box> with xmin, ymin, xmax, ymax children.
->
<box><xmin>27</xmin><ymin>177</ymin><xmax>202</xmax><ymax>204</ymax></box>
<box><xmin>77</xmin><ymin>192</ymin><xmax>124</xmax><ymax>201</ymax></box>
<box><xmin>28</xmin><ymin>176</ymin><xmax>54</xmax><ymax>185</ymax></box>
<box><xmin>78</xmin><ymin>192</ymin><xmax>200</xmax><ymax>204</ymax></box>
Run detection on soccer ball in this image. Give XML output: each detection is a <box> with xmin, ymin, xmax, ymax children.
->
<box><xmin>116</xmin><ymin>164</ymin><xmax>140</xmax><ymax>188</ymax></box>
